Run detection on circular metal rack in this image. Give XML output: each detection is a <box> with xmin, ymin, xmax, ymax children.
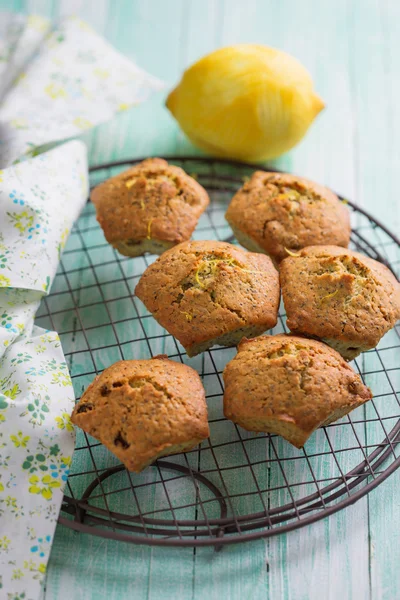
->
<box><xmin>35</xmin><ymin>157</ymin><xmax>400</xmax><ymax>548</ymax></box>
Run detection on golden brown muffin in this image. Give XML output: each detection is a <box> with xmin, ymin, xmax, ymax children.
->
<box><xmin>91</xmin><ymin>158</ymin><xmax>209</xmax><ymax>257</ymax></box>
<box><xmin>280</xmin><ymin>245</ymin><xmax>400</xmax><ymax>360</ymax></box>
<box><xmin>135</xmin><ymin>240</ymin><xmax>280</xmax><ymax>357</ymax></box>
<box><xmin>223</xmin><ymin>334</ymin><xmax>372</xmax><ymax>448</ymax></box>
<box><xmin>71</xmin><ymin>356</ymin><xmax>209</xmax><ymax>472</ymax></box>
<box><xmin>225</xmin><ymin>171</ymin><xmax>350</xmax><ymax>263</ymax></box>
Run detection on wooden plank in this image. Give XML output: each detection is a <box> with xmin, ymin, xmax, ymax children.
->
<box><xmin>87</xmin><ymin>0</ymin><xmax>181</xmax><ymax>166</ymax></box>
<box><xmin>265</xmin><ymin>1</ymin><xmax>372</xmax><ymax>597</ymax></box>
<box><xmin>348</xmin><ymin>0</ymin><xmax>400</xmax><ymax>232</ymax></box>
<box><xmin>348</xmin><ymin>2</ymin><xmax>400</xmax><ymax>599</ymax></box>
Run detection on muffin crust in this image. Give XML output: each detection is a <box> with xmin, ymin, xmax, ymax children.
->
<box><xmin>71</xmin><ymin>356</ymin><xmax>210</xmax><ymax>472</ymax></box>
<box><xmin>91</xmin><ymin>158</ymin><xmax>209</xmax><ymax>256</ymax></box>
<box><xmin>280</xmin><ymin>245</ymin><xmax>400</xmax><ymax>359</ymax></box>
<box><xmin>225</xmin><ymin>171</ymin><xmax>350</xmax><ymax>263</ymax></box>
<box><xmin>223</xmin><ymin>334</ymin><xmax>372</xmax><ymax>448</ymax></box>
<box><xmin>135</xmin><ymin>240</ymin><xmax>280</xmax><ymax>356</ymax></box>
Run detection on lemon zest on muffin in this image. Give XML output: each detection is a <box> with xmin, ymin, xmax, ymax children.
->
<box><xmin>321</xmin><ymin>289</ymin><xmax>339</xmax><ymax>302</ymax></box>
<box><xmin>194</xmin><ymin>257</ymin><xmax>237</xmax><ymax>288</ymax></box>
<box><xmin>193</xmin><ymin>256</ymin><xmax>266</xmax><ymax>286</ymax></box>
<box><xmin>341</xmin><ymin>198</ymin><xmax>349</xmax><ymax>205</ymax></box>
<box><xmin>125</xmin><ymin>178</ymin><xmax>137</xmax><ymax>188</ymax></box>
<box><xmin>194</xmin><ymin>267</ymin><xmax>206</xmax><ymax>287</ymax></box>
<box><xmin>284</xmin><ymin>248</ymin><xmax>301</xmax><ymax>257</ymax></box>
<box><xmin>287</xmin><ymin>189</ymin><xmax>301</xmax><ymax>200</ymax></box>
<box><xmin>181</xmin><ymin>311</ymin><xmax>193</xmax><ymax>322</ymax></box>
<box><xmin>125</xmin><ymin>177</ymin><xmax>146</xmax><ymax>209</ymax></box>
<box><xmin>147</xmin><ymin>219</ymin><xmax>153</xmax><ymax>240</ymax></box>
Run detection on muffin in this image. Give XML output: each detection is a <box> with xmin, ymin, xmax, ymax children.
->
<box><xmin>280</xmin><ymin>245</ymin><xmax>400</xmax><ymax>360</ymax></box>
<box><xmin>135</xmin><ymin>240</ymin><xmax>280</xmax><ymax>357</ymax></box>
<box><xmin>225</xmin><ymin>171</ymin><xmax>350</xmax><ymax>263</ymax></box>
<box><xmin>71</xmin><ymin>356</ymin><xmax>209</xmax><ymax>472</ymax></box>
<box><xmin>223</xmin><ymin>334</ymin><xmax>372</xmax><ymax>448</ymax></box>
<box><xmin>91</xmin><ymin>158</ymin><xmax>209</xmax><ymax>257</ymax></box>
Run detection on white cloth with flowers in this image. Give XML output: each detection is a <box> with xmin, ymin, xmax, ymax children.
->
<box><xmin>0</xmin><ymin>13</ymin><xmax>163</xmax><ymax>600</ymax></box>
<box><xmin>0</xmin><ymin>14</ymin><xmax>163</xmax><ymax>167</ymax></box>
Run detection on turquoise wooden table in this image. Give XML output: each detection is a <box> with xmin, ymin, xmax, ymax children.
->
<box><xmin>2</xmin><ymin>0</ymin><xmax>400</xmax><ymax>598</ymax></box>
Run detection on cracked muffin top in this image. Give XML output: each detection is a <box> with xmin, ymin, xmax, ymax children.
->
<box><xmin>135</xmin><ymin>240</ymin><xmax>280</xmax><ymax>356</ymax></box>
<box><xmin>91</xmin><ymin>158</ymin><xmax>209</xmax><ymax>256</ymax></box>
<box><xmin>71</xmin><ymin>356</ymin><xmax>209</xmax><ymax>472</ymax></box>
<box><xmin>223</xmin><ymin>334</ymin><xmax>372</xmax><ymax>448</ymax></box>
<box><xmin>225</xmin><ymin>171</ymin><xmax>350</xmax><ymax>263</ymax></box>
<box><xmin>280</xmin><ymin>245</ymin><xmax>400</xmax><ymax>360</ymax></box>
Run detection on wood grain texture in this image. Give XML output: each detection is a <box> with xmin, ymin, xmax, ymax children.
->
<box><xmin>0</xmin><ymin>0</ymin><xmax>399</xmax><ymax>599</ymax></box>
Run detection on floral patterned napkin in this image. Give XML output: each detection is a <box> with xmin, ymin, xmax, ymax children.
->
<box><xmin>0</xmin><ymin>14</ymin><xmax>164</xmax><ymax>167</ymax></box>
<box><xmin>0</xmin><ymin>142</ymin><xmax>87</xmax><ymax>600</ymax></box>
<box><xmin>0</xmin><ymin>14</ymin><xmax>164</xmax><ymax>600</ymax></box>
<box><xmin>0</xmin><ymin>141</ymin><xmax>87</xmax><ymax>292</ymax></box>
<box><xmin>0</xmin><ymin>290</ymin><xmax>75</xmax><ymax>597</ymax></box>
<box><xmin>0</xmin><ymin>15</ymin><xmax>51</xmax><ymax>104</ymax></box>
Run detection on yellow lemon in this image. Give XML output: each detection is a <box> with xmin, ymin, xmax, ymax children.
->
<box><xmin>166</xmin><ymin>44</ymin><xmax>324</xmax><ymax>162</ymax></box>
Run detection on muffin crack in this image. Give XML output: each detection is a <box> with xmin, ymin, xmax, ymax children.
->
<box><xmin>123</xmin><ymin>171</ymin><xmax>200</xmax><ymax>207</ymax></box>
<box><xmin>174</xmin><ymin>255</ymin><xmax>255</xmax><ymax>323</ymax></box>
<box><xmin>179</xmin><ymin>253</ymin><xmax>262</xmax><ymax>292</ymax></box>
<box><xmin>212</xmin><ymin>297</ymin><xmax>246</xmax><ymax>323</ymax></box>
<box><xmin>261</xmin><ymin>343</ymin><xmax>307</xmax><ymax>359</ymax></box>
<box><xmin>298</xmin><ymin>367</ymin><xmax>308</xmax><ymax>392</ymax></box>
<box><xmin>314</xmin><ymin>255</ymin><xmax>371</xmax><ymax>279</ymax></box>
<box><xmin>264</xmin><ymin>344</ymin><xmax>313</xmax><ymax>393</ymax></box>
<box><xmin>128</xmin><ymin>376</ymin><xmax>174</xmax><ymax>400</ymax></box>
<box><xmin>264</xmin><ymin>180</ymin><xmax>326</xmax><ymax>205</ymax></box>
<box><xmin>262</xmin><ymin>219</ymin><xmax>277</xmax><ymax>239</ymax></box>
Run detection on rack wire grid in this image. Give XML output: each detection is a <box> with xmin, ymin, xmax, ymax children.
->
<box><xmin>34</xmin><ymin>156</ymin><xmax>400</xmax><ymax>548</ymax></box>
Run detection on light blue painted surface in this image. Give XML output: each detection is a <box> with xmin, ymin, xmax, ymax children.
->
<box><xmin>1</xmin><ymin>1</ymin><xmax>399</xmax><ymax>598</ymax></box>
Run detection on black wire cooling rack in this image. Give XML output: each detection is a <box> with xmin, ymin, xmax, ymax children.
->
<box><xmin>34</xmin><ymin>156</ymin><xmax>400</xmax><ymax>548</ymax></box>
